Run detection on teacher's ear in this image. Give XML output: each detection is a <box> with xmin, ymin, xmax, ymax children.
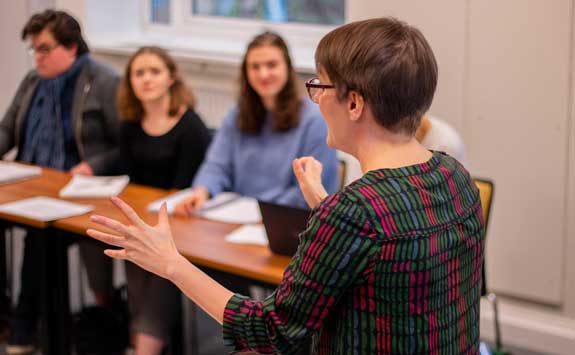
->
<box><xmin>347</xmin><ymin>91</ymin><xmax>365</xmax><ymax>122</ymax></box>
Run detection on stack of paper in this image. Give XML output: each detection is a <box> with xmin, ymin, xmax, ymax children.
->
<box><xmin>224</xmin><ymin>224</ymin><xmax>268</xmax><ymax>246</ymax></box>
<box><xmin>148</xmin><ymin>190</ymin><xmax>261</xmax><ymax>224</ymax></box>
<box><xmin>197</xmin><ymin>196</ymin><xmax>261</xmax><ymax>224</ymax></box>
<box><xmin>147</xmin><ymin>191</ymin><xmax>240</xmax><ymax>214</ymax></box>
<box><xmin>0</xmin><ymin>196</ymin><xmax>93</xmax><ymax>221</ymax></box>
<box><xmin>59</xmin><ymin>175</ymin><xmax>130</xmax><ymax>198</ymax></box>
<box><xmin>0</xmin><ymin>162</ymin><xmax>41</xmax><ymax>184</ymax></box>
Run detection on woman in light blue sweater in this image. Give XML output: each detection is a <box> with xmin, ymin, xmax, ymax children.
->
<box><xmin>175</xmin><ymin>32</ymin><xmax>338</xmax><ymax>214</ymax></box>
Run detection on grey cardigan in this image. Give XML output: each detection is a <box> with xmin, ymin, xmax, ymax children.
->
<box><xmin>0</xmin><ymin>57</ymin><xmax>121</xmax><ymax>174</ymax></box>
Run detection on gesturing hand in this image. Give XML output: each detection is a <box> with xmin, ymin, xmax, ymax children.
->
<box><xmin>293</xmin><ymin>156</ymin><xmax>328</xmax><ymax>209</ymax></box>
<box><xmin>87</xmin><ymin>197</ymin><xmax>185</xmax><ymax>280</ymax></box>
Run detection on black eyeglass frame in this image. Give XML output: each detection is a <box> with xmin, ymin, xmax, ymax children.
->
<box><xmin>305</xmin><ymin>77</ymin><xmax>335</xmax><ymax>103</ymax></box>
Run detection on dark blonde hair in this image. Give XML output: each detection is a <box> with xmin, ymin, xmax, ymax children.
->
<box><xmin>238</xmin><ymin>32</ymin><xmax>301</xmax><ymax>134</ymax></box>
<box><xmin>117</xmin><ymin>46</ymin><xmax>196</xmax><ymax>122</ymax></box>
<box><xmin>315</xmin><ymin>17</ymin><xmax>438</xmax><ymax>135</ymax></box>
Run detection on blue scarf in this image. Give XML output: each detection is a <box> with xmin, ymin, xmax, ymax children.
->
<box><xmin>20</xmin><ymin>55</ymin><xmax>88</xmax><ymax>169</ymax></box>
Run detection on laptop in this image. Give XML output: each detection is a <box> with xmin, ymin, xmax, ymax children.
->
<box><xmin>258</xmin><ymin>200</ymin><xmax>311</xmax><ymax>256</ymax></box>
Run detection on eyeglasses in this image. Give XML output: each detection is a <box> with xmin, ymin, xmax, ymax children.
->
<box><xmin>27</xmin><ymin>43</ymin><xmax>60</xmax><ymax>57</ymax></box>
<box><xmin>305</xmin><ymin>77</ymin><xmax>335</xmax><ymax>103</ymax></box>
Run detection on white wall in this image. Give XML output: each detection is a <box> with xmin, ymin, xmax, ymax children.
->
<box><xmin>0</xmin><ymin>1</ymin><xmax>31</xmax><ymax>113</ymax></box>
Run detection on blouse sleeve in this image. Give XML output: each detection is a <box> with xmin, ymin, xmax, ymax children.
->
<box><xmin>191</xmin><ymin>109</ymin><xmax>237</xmax><ymax>196</ymax></box>
<box><xmin>222</xmin><ymin>193</ymin><xmax>375</xmax><ymax>354</ymax></box>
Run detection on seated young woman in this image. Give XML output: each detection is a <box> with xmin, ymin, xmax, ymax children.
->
<box><xmin>174</xmin><ymin>31</ymin><xmax>339</xmax><ymax>215</ymax></box>
<box><xmin>116</xmin><ymin>46</ymin><xmax>211</xmax><ymax>355</ymax></box>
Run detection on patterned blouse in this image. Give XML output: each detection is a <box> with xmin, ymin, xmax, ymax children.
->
<box><xmin>223</xmin><ymin>152</ymin><xmax>485</xmax><ymax>354</ymax></box>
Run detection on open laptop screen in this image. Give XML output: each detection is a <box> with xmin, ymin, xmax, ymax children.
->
<box><xmin>258</xmin><ymin>200</ymin><xmax>310</xmax><ymax>256</ymax></box>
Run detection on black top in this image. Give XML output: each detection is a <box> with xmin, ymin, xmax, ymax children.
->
<box><xmin>120</xmin><ymin>108</ymin><xmax>211</xmax><ymax>190</ymax></box>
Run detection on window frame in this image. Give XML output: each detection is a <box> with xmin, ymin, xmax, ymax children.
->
<box><xmin>142</xmin><ymin>0</ymin><xmax>345</xmax><ymax>72</ymax></box>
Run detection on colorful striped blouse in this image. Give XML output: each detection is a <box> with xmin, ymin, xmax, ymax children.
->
<box><xmin>223</xmin><ymin>152</ymin><xmax>485</xmax><ymax>354</ymax></box>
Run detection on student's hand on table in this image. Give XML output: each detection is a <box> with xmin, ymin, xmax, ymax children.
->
<box><xmin>87</xmin><ymin>197</ymin><xmax>186</xmax><ymax>280</ymax></box>
<box><xmin>293</xmin><ymin>156</ymin><xmax>328</xmax><ymax>209</ymax></box>
<box><xmin>173</xmin><ymin>186</ymin><xmax>210</xmax><ymax>217</ymax></box>
<box><xmin>70</xmin><ymin>161</ymin><xmax>94</xmax><ymax>175</ymax></box>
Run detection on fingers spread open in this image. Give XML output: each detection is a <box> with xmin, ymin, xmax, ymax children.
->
<box><xmin>104</xmin><ymin>248</ymin><xmax>128</xmax><ymax>260</ymax></box>
<box><xmin>90</xmin><ymin>215</ymin><xmax>129</xmax><ymax>236</ymax></box>
<box><xmin>86</xmin><ymin>228</ymin><xmax>126</xmax><ymax>248</ymax></box>
<box><xmin>111</xmin><ymin>197</ymin><xmax>147</xmax><ymax>229</ymax></box>
<box><xmin>158</xmin><ymin>202</ymin><xmax>170</xmax><ymax>227</ymax></box>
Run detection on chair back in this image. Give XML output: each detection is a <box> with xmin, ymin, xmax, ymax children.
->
<box><xmin>338</xmin><ymin>159</ymin><xmax>347</xmax><ymax>190</ymax></box>
<box><xmin>473</xmin><ymin>177</ymin><xmax>494</xmax><ymax>296</ymax></box>
<box><xmin>474</xmin><ymin>178</ymin><xmax>494</xmax><ymax>227</ymax></box>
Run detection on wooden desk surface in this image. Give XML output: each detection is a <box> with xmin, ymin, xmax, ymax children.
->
<box><xmin>0</xmin><ymin>168</ymin><xmax>68</xmax><ymax>228</ymax></box>
<box><xmin>54</xmin><ymin>187</ymin><xmax>291</xmax><ymax>285</ymax></box>
<box><xmin>12</xmin><ymin>169</ymin><xmax>294</xmax><ymax>285</ymax></box>
<box><xmin>0</xmin><ymin>167</ymin><xmax>290</xmax><ymax>284</ymax></box>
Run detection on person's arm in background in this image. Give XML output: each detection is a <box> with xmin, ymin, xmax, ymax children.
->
<box><xmin>78</xmin><ymin>68</ymin><xmax>122</xmax><ymax>175</ymax></box>
<box><xmin>174</xmin><ymin>109</ymin><xmax>237</xmax><ymax>215</ymax></box>
<box><xmin>275</xmin><ymin>106</ymin><xmax>339</xmax><ymax>208</ymax></box>
<box><xmin>171</xmin><ymin>110</ymin><xmax>212</xmax><ymax>190</ymax></box>
<box><xmin>191</xmin><ymin>109</ymin><xmax>238</xmax><ymax>196</ymax></box>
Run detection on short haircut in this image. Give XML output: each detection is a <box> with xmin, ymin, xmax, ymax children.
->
<box><xmin>22</xmin><ymin>9</ymin><xmax>89</xmax><ymax>56</ymax></box>
<box><xmin>238</xmin><ymin>31</ymin><xmax>301</xmax><ymax>134</ymax></box>
<box><xmin>117</xmin><ymin>46</ymin><xmax>196</xmax><ymax>122</ymax></box>
<box><xmin>315</xmin><ymin>17</ymin><xmax>438</xmax><ymax>135</ymax></box>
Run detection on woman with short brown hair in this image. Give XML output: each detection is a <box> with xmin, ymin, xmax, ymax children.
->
<box><xmin>89</xmin><ymin>18</ymin><xmax>484</xmax><ymax>355</ymax></box>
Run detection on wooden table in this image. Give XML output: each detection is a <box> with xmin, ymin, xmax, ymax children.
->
<box><xmin>53</xmin><ymin>181</ymin><xmax>291</xmax><ymax>286</ymax></box>
<box><xmin>0</xmin><ymin>167</ymin><xmax>291</xmax><ymax>284</ymax></box>
<box><xmin>0</xmin><ymin>167</ymin><xmax>293</xmax><ymax>353</ymax></box>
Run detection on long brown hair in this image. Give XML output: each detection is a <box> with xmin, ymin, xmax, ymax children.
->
<box><xmin>117</xmin><ymin>46</ymin><xmax>196</xmax><ymax>122</ymax></box>
<box><xmin>238</xmin><ymin>32</ymin><xmax>301</xmax><ymax>134</ymax></box>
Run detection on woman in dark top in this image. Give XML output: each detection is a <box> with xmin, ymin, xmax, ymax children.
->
<box><xmin>120</xmin><ymin>108</ymin><xmax>208</xmax><ymax>189</ymax></box>
<box><xmin>116</xmin><ymin>46</ymin><xmax>210</xmax><ymax>355</ymax></box>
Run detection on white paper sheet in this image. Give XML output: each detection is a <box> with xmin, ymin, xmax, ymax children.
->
<box><xmin>224</xmin><ymin>224</ymin><xmax>268</xmax><ymax>246</ymax></box>
<box><xmin>0</xmin><ymin>162</ymin><xmax>41</xmax><ymax>184</ymax></box>
<box><xmin>0</xmin><ymin>196</ymin><xmax>93</xmax><ymax>221</ymax></box>
<box><xmin>59</xmin><ymin>175</ymin><xmax>129</xmax><ymax>198</ymax></box>
<box><xmin>147</xmin><ymin>191</ymin><xmax>240</xmax><ymax>214</ymax></box>
<box><xmin>197</xmin><ymin>196</ymin><xmax>262</xmax><ymax>224</ymax></box>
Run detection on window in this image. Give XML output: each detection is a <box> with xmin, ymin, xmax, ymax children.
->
<box><xmin>190</xmin><ymin>0</ymin><xmax>344</xmax><ymax>26</ymax></box>
<box><xmin>88</xmin><ymin>0</ymin><xmax>345</xmax><ymax>72</ymax></box>
<box><xmin>150</xmin><ymin>0</ymin><xmax>171</xmax><ymax>24</ymax></box>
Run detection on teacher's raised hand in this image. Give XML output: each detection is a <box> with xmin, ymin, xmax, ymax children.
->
<box><xmin>87</xmin><ymin>197</ymin><xmax>187</xmax><ymax>281</ymax></box>
<box><xmin>293</xmin><ymin>156</ymin><xmax>329</xmax><ymax>209</ymax></box>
